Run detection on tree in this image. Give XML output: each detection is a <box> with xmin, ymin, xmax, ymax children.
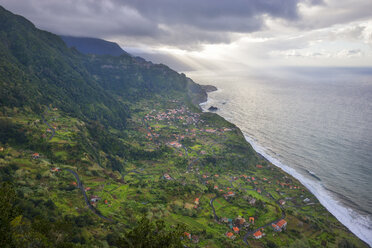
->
<box><xmin>116</xmin><ymin>216</ymin><xmax>185</xmax><ymax>248</ymax></box>
<box><xmin>0</xmin><ymin>182</ymin><xmax>20</xmax><ymax>247</ymax></box>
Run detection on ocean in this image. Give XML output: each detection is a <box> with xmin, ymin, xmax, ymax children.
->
<box><xmin>188</xmin><ymin>67</ymin><xmax>372</xmax><ymax>246</ymax></box>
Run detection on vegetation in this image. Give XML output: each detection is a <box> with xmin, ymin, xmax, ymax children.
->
<box><xmin>0</xmin><ymin>5</ymin><xmax>368</xmax><ymax>248</ymax></box>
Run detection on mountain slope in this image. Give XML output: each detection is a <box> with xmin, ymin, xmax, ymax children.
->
<box><xmin>60</xmin><ymin>36</ymin><xmax>128</xmax><ymax>56</ymax></box>
<box><xmin>0</xmin><ymin>6</ymin><xmax>129</xmax><ymax>129</ymax></box>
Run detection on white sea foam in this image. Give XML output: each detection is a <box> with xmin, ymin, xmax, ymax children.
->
<box><xmin>243</xmin><ymin>135</ymin><xmax>372</xmax><ymax>247</ymax></box>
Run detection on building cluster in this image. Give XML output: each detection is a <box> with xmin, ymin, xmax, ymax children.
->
<box><xmin>144</xmin><ymin>107</ymin><xmax>201</xmax><ymax>126</ymax></box>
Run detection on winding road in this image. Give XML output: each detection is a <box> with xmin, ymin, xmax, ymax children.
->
<box><xmin>42</xmin><ymin>114</ymin><xmax>55</xmax><ymax>141</ymax></box>
<box><xmin>210</xmin><ymin>196</ymin><xmax>220</xmax><ymax>221</ymax></box>
<box><xmin>65</xmin><ymin>168</ymin><xmax>113</xmax><ymax>222</ymax></box>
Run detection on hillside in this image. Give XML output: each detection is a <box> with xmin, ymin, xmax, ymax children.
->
<box><xmin>0</xmin><ymin>6</ymin><xmax>368</xmax><ymax>248</ymax></box>
<box><xmin>60</xmin><ymin>36</ymin><xmax>128</xmax><ymax>56</ymax></box>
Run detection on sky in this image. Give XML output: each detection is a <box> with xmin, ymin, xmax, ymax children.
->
<box><xmin>1</xmin><ymin>0</ymin><xmax>372</xmax><ymax>72</ymax></box>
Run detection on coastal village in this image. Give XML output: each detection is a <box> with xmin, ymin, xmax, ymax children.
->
<box><xmin>0</xmin><ymin>95</ymin><xmax>366</xmax><ymax>248</ymax></box>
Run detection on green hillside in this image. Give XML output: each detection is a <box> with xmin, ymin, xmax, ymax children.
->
<box><xmin>0</xmin><ymin>6</ymin><xmax>367</xmax><ymax>248</ymax></box>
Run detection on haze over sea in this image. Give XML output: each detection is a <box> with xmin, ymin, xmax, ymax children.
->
<box><xmin>188</xmin><ymin>67</ymin><xmax>372</xmax><ymax>246</ymax></box>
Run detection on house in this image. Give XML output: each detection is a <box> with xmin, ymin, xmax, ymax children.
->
<box><xmin>90</xmin><ymin>196</ymin><xmax>100</xmax><ymax>203</ymax></box>
<box><xmin>214</xmin><ymin>174</ymin><xmax>219</xmax><ymax>177</ymax></box>
<box><xmin>256</xmin><ymin>164</ymin><xmax>263</xmax><ymax>168</ymax></box>
<box><xmin>50</xmin><ymin>167</ymin><xmax>61</xmax><ymax>172</ymax></box>
<box><xmin>169</xmin><ymin>141</ymin><xmax>182</xmax><ymax>148</ymax></box>
<box><xmin>214</xmin><ymin>185</ymin><xmax>219</xmax><ymax>189</ymax></box>
<box><xmin>249</xmin><ymin>217</ymin><xmax>255</xmax><ymax>224</ymax></box>
<box><xmin>272</xmin><ymin>219</ymin><xmax>287</xmax><ymax>232</ymax></box>
<box><xmin>279</xmin><ymin>200</ymin><xmax>286</xmax><ymax>205</ymax></box>
<box><xmin>32</xmin><ymin>153</ymin><xmax>40</xmax><ymax>159</ymax></box>
<box><xmin>225</xmin><ymin>232</ymin><xmax>235</xmax><ymax>239</ymax></box>
<box><xmin>184</xmin><ymin>232</ymin><xmax>191</xmax><ymax>240</ymax></box>
<box><xmin>253</xmin><ymin>230</ymin><xmax>263</xmax><ymax>239</ymax></box>
<box><xmin>227</xmin><ymin>191</ymin><xmax>235</xmax><ymax>196</ymax></box>
<box><xmin>85</xmin><ymin>187</ymin><xmax>91</xmax><ymax>191</ymax></box>
<box><xmin>276</xmin><ymin>219</ymin><xmax>287</xmax><ymax>230</ymax></box>
<box><xmin>163</xmin><ymin>173</ymin><xmax>172</xmax><ymax>180</ymax></box>
<box><xmin>194</xmin><ymin>198</ymin><xmax>199</xmax><ymax>205</ymax></box>
<box><xmin>46</xmin><ymin>128</ymin><xmax>52</xmax><ymax>133</ymax></box>
<box><xmin>233</xmin><ymin>226</ymin><xmax>239</xmax><ymax>233</ymax></box>
<box><xmin>224</xmin><ymin>191</ymin><xmax>235</xmax><ymax>199</ymax></box>
<box><xmin>257</xmin><ymin>189</ymin><xmax>262</xmax><ymax>194</ymax></box>
<box><xmin>0</xmin><ymin>147</ymin><xmax>4</xmax><ymax>152</ymax></box>
<box><xmin>303</xmin><ymin>198</ymin><xmax>310</xmax><ymax>203</ymax></box>
<box><xmin>104</xmin><ymin>199</ymin><xmax>108</xmax><ymax>204</ymax></box>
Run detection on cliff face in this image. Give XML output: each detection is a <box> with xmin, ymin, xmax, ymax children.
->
<box><xmin>187</xmin><ymin>78</ymin><xmax>208</xmax><ymax>107</ymax></box>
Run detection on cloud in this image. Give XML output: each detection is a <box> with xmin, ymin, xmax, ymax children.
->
<box><xmin>1</xmin><ymin>0</ymin><xmax>371</xmax><ymax>68</ymax></box>
<box><xmin>297</xmin><ymin>0</ymin><xmax>372</xmax><ymax>29</ymax></box>
<box><xmin>0</xmin><ymin>0</ymin><xmax>319</xmax><ymax>48</ymax></box>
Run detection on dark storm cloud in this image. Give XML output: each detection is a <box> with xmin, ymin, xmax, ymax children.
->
<box><xmin>0</xmin><ymin>0</ymin><xmax>321</xmax><ymax>48</ymax></box>
<box><xmin>113</xmin><ymin>0</ymin><xmax>301</xmax><ymax>32</ymax></box>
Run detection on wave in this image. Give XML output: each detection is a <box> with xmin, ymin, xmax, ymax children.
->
<box><xmin>243</xmin><ymin>135</ymin><xmax>372</xmax><ymax>247</ymax></box>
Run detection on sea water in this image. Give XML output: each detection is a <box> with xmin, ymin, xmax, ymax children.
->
<box><xmin>191</xmin><ymin>67</ymin><xmax>372</xmax><ymax>246</ymax></box>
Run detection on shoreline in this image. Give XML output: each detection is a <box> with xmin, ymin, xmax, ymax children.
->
<box><xmin>199</xmin><ymin>86</ymin><xmax>372</xmax><ymax>247</ymax></box>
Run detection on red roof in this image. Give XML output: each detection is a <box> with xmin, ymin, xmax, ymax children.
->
<box><xmin>233</xmin><ymin>227</ymin><xmax>239</xmax><ymax>232</ymax></box>
<box><xmin>277</xmin><ymin>219</ymin><xmax>287</xmax><ymax>228</ymax></box>
<box><xmin>253</xmin><ymin>230</ymin><xmax>262</xmax><ymax>237</ymax></box>
<box><xmin>226</xmin><ymin>232</ymin><xmax>234</xmax><ymax>237</ymax></box>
